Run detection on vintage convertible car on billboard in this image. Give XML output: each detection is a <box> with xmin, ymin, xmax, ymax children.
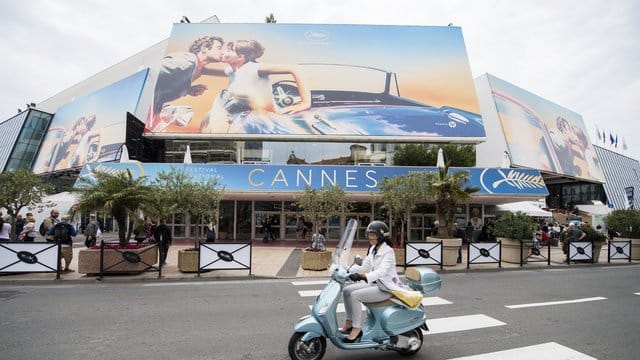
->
<box><xmin>199</xmin><ymin>63</ymin><xmax>485</xmax><ymax>139</ymax></box>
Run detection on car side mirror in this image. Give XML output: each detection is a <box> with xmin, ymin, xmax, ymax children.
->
<box><xmin>354</xmin><ymin>255</ymin><xmax>362</xmax><ymax>266</ymax></box>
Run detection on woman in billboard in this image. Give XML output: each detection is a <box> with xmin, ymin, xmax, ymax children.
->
<box><xmin>199</xmin><ymin>39</ymin><xmax>311</xmax><ymax>134</ymax></box>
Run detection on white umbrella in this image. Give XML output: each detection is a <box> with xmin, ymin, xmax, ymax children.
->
<box><xmin>501</xmin><ymin>150</ymin><xmax>511</xmax><ymax>168</ymax></box>
<box><xmin>436</xmin><ymin>148</ymin><xmax>445</xmax><ymax>169</ymax></box>
<box><xmin>184</xmin><ymin>145</ymin><xmax>192</xmax><ymax>164</ymax></box>
<box><xmin>120</xmin><ymin>144</ymin><xmax>131</xmax><ymax>163</ymax></box>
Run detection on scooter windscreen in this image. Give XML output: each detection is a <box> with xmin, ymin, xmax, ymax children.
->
<box><xmin>331</xmin><ymin>218</ymin><xmax>358</xmax><ymax>270</ymax></box>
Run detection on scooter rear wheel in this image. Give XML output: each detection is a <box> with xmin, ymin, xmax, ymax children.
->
<box><xmin>396</xmin><ymin>327</ymin><xmax>424</xmax><ymax>356</ymax></box>
<box><xmin>288</xmin><ymin>332</ymin><xmax>326</xmax><ymax>360</ymax></box>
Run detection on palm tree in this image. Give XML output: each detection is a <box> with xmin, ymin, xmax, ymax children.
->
<box><xmin>422</xmin><ymin>165</ymin><xmax>478</xmax><ymax>238</ymax></box>
<box><xmin>72</xmin><ymin>169</ymin><xmax>154</xmax><ymax>246</ymax></box>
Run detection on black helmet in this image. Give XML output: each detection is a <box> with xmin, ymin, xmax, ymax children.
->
<box><xmin>365</xmin><ymin>221</ymin><xmax>389</xmax><ymax>243</ymax></box>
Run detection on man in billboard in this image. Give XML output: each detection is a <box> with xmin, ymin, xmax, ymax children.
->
<box><xmin>149</xmin><ymin>35</ymin><xmax>225</xmax><ymax>132</ymax></box>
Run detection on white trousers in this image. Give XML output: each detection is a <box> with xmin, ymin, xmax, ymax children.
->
<box><xmin>343</xmin><ymin>282</ymin><xmax>392</xmax><ymax>328</ymax></box>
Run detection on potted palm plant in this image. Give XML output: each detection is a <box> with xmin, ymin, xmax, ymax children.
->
<box><xmin>421</xmin><ymin>164</ymin><xmax>478</xmax><ymax>266</ymax></box>
<box><xmin>73</xmin><ymin>169</ymin><xmax>158</xmax><ymax>274</ymax></box>
<box><xmin>604</xmin><ymin>209</ymin><xmax>640</xmax><ymax>260</ymax></box>
<box><xmin>490</xmin><ymin>211</ymin><xmax>536</xmax><ymax>264</ymax></box>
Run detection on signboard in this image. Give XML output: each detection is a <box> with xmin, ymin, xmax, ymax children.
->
<box><xmin>32</xmin><ymin>69</ymin><xmax>148</xmax><ymax>174</ymax></box>
<box><xmin>486</xmin><ymin>74</ymin><xmax>604</xmax><ymax>182</ymax></box>
<box><xmin>145</xmin><ymin>23</ymin><xmax>484</xmax><ymax>141</ymax></box>
<box><xmin>625</xmin><ymin>187</ymin><xmax>634</xmax><ymax>209</ymax></box>
<box><xmin>75</xmin><ymin>163</ymin><xmax>549</xmax><ymax>197</ymax></box>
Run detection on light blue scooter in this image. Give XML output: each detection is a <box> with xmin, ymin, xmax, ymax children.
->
<box><xmin>289</xmin><ymin>219</ymin><xmax>441</xmax><ymax>360</ymax></box>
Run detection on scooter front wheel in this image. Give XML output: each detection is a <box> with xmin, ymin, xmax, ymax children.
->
<box><xmin>288</xmin><ymin>332</ymin><xmax>326</xmax><ymax>360</ymax></box>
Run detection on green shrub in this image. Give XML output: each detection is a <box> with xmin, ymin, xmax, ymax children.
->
<box><xmin>490</xmin><ymin>211</ymin><xmax>536</xmax><ymax>241</ymax></box>
<box><xmin>604</xmin><ymin>209</ymin><xmax>640</xmax><ymax>238</ymax></box>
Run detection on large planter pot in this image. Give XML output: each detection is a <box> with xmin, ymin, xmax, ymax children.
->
<box><xmin>499</xmin><ymin>238</ymin><xmax>532</xmax><ymax>264</ymax></box>
<box><xmin>592</xmin><ymin>241</ymin><xmax>605</xmax><ymax>263</ymax></box>
<box><xmin>301</xmin><ymin>250</ymin><xmax>332</xmax><ymax>270</ymax></box>
<box><xmin>178</xmin><ymin>249</ymin><xmax>199</xmax><ymax>273</ymax></box>
<box><xmin>428</xmin><ymin>237</ymin><xmax>461</xmax><ymax>266</ymax></box>
<box><xmin>78</xmin><ymin>244</ymin><xmax>158</xmax><ymax>274</ymax></box>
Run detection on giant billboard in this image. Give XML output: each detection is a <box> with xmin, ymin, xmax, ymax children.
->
<box><xmin>486</xmin><ymin>74</ymin><xmax>604</xmax><ymax>182</ymax></box>
<box><xmin>145</xmin><ymin>23</ymin><xmax>484</xmax><ymax>141</ymax></box>
<box><xmin>32</xmin><ymin>69</ymin><xmax>148</xmax><ymax>174</ymax></box>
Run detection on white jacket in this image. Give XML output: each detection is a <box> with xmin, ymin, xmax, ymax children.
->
<box><xmin>351</xmin><ymin>242</ymin><xmax>405</xmax><ymax>291</ymax></box>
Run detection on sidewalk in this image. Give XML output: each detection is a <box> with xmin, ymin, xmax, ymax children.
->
<box><xmin>0</xmin><ymin>237</ymin><xmax>635</xmax><ymax>284</ymax></box>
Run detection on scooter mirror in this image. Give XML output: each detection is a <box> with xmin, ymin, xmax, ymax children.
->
<box><xmin>354</xmin><ymin>255</ymin><xmax>362</xmax><ymax>266</ymax></box>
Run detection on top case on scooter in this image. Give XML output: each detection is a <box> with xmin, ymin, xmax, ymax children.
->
<box><xmin>405</xmin><ymin>267</ymin><xmax>442</xmax><ymax>295</ymax></box>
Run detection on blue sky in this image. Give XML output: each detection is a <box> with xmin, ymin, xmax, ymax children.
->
<box><xmin>0</xmin><ymin>0</ymin><xmax>638</xmax><ymax>159</ymax></box>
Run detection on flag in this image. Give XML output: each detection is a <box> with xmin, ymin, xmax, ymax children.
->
<box><xmin>596</xmin><ymin>125</ymin><xmax>602</xmax><ymax>141</ymax></box>
<box><xmin>609</xmin><ymin>133</ymin><xmax>615</xmax><ymax>146</ymax></box>
<box><xmin>623</xmin><ymin>137</ymin><xmax>628</xmax><ymax>151</ymax></box>
<box><xmin>602</xmin><ymin>131</ymin><xmax>606</xmax><ymax>144</ymax></box>
<box><xmin>615</xmin><ymin>135</ymin><xmax>618</xmax><ymax>148</ymax></box>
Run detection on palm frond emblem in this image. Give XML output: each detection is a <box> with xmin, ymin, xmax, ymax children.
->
<box><xmin>492</xmin><ymin>169</ymin><xmax>545</xmax><ymax>190</ymax></box>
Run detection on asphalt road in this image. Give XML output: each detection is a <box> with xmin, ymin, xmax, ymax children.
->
<box><xmin>1</xmin><ymin>265</ymin><xmax>638</xmax><ymax>360</ymax></box>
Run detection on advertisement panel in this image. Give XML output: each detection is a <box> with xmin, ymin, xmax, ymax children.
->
<box><xmin>75</xmin><ymin>163</ymin><xmax>548</xmax><ymax>197</ymax></box>
<box><xmin>146</xmin><ymin>23</ymin><xmax>484</xmax><ymax>141</ymax></box>
<box><xmin>486</xmin><ymin>74</ymin><xmax>604</xmax><ymax>182</ymax></box>
<box><xmin>32</xmin><ymin>70</ymin><xmax>148</xmax><ymax>174</ymax></box>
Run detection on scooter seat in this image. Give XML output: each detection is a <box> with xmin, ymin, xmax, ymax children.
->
<box><xmin>365</xmin><ymin>299</ymin><xmax>396</xmax><ymax>307</ymax></box>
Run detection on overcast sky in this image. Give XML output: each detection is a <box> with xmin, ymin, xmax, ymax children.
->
<box><xmin>1</xmin><ymin>0</ymin><xmax>638</xmax><ymax>159</ymax></box>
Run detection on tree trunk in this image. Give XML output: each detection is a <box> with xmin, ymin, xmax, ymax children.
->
<box><xmin>116</xmin><ymin>216</ymin><xmax>127</xmax><ymax>247</ymax></box>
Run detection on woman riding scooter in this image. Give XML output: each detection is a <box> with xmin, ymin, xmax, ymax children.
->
<box><xmin>340</xmin><ymin>220</ymin><xmax>403</xmax><ymax>343</ymax></box>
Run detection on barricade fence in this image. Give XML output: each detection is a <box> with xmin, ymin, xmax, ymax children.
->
<box><xmin>468</xmin><ymin>242</ymin><xmax>501</xmax><ymax>269</ymax></box>
<box><xmin>608</xmin><ymin>240</ymin><xmax>631</xmax><ymax>263</ymax></box>
<box><xmin>567</xmin><ymin>241</ymin><xmax>594</xmax><ymax>264</ymax></box>
<box><xmin>0</xmin><ymin>242</ymin><xmax>61</xmax><ymax>279</ymax></box>
<box><xmin>198</xmin><ymin>242</ymin><xmax>252</xmax><ymax>276</ymax></box>
<box><xmin>404</xmin><ymin>241</ymin><xmax>443</xmax><ymax>269</ymax></box>
<box><xmin>98</xmin><ymin>241</ymin><xmax>162</xmax><ymax>279</ymax></box>
<box><xmin>521</xmin><ymin>240</ymin><xmax>551</xmax><ymax>266</ymax></box>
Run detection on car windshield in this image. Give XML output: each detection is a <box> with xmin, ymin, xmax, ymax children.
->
<box><xmin>332</xmin><ymin>218</ymin><xmax>359</xmax><ymax>269</ymax></box>
<box><xmin>271</xmin><ymin>64</ymin><xmax>395</xmax><ymax>95</ymax></box>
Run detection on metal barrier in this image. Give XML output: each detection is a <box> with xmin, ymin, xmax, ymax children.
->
<box><xmin>405</xmin><ymin>241</ymin><xmax>443</xmax><ymax>269</ymax></box>
<box><xmin>98</xmin><ymin>241</ymin><xmax>161</xmax><ymax>279</ymax></box>
<box><xmin>521</xmin><ymin>240</ymin><xmax>551</xmax><ymax>266</ymax></box>
<box><xmin>567</xmin><ymin>241</ymin><xmax>594</xmax><ymax>264</ymax></box>
<box><xmin>608</xmin><ymin>240</ymin><xmax>632</xmax><ymax>263</ymax></box>
<box><xmin>0</xmin><ymin>242</ymin><xmax>61</xmax><ymax>279</ymax></box>
<box><xmin>198</xmin><ymin>242</ymin><xmax>252</xmax><ymax>276</ymax></box>
<box><xmin>467</xmin><ymin>242</ymin><xmax>501</xmax><ymax>269</ymax></box>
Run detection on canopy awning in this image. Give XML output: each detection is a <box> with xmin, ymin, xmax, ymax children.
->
<box><xmin>496</xmin><ymin>201</ymin><xmax>552</xmax><ymax>217</ymax></box>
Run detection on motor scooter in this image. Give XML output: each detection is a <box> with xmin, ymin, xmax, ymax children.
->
<box><xmin>288</xmin><ymin>219</ymin><xmax>441</xmax><ymax>360</ymax></box>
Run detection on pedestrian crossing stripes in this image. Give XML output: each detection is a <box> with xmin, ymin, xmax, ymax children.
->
<box><xmin>426</xmin><ymin>314</ymin><xmax>506</xmax><ymax>335</ymax></box>
<box><xmin>447</xmin><ymin>342</ymin><xmax>597</xmax><ymax>360</ymax></box>
<box><xmin>505</xmin><ymin>296</ymin><xmax>607</xmax><ymax>309</ymax></box>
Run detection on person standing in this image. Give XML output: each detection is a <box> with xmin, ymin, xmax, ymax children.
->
<box><xmin>84</xmin><ymin>214</ymin><xmax>100</xmax><ymax>248</ymax></box>
<box><xmin>0</xmin><ymin>216</ymin><xmax>11</xmax><ymax>241</ymax></box>
<box><xmin>43</xmin><ymin>209</ymin><xmax>60</xmax><ymax>243</ymax></box>
<box><xmin>14</xmin><ymin>214</ymin><xmax>25</xmax><ymax>239</ymax></box>
<box><xmin>470</xmin><ymin>208</ymin><xmax>483</xmax><ymax>243</ymax></box>
<box><xmin>48</xmin><ymin>215</ymin><xmax>77</xmax><ymax>272</ymax></box>
<box><xmin>154</xmin><ymin>221</ymin><xmax>172</xmax><ymax>266</ymax></box>
<box><xmin>20</xmin><ymin>214</ymin><xmax>38</xmax><ymax>242</ymax></box>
